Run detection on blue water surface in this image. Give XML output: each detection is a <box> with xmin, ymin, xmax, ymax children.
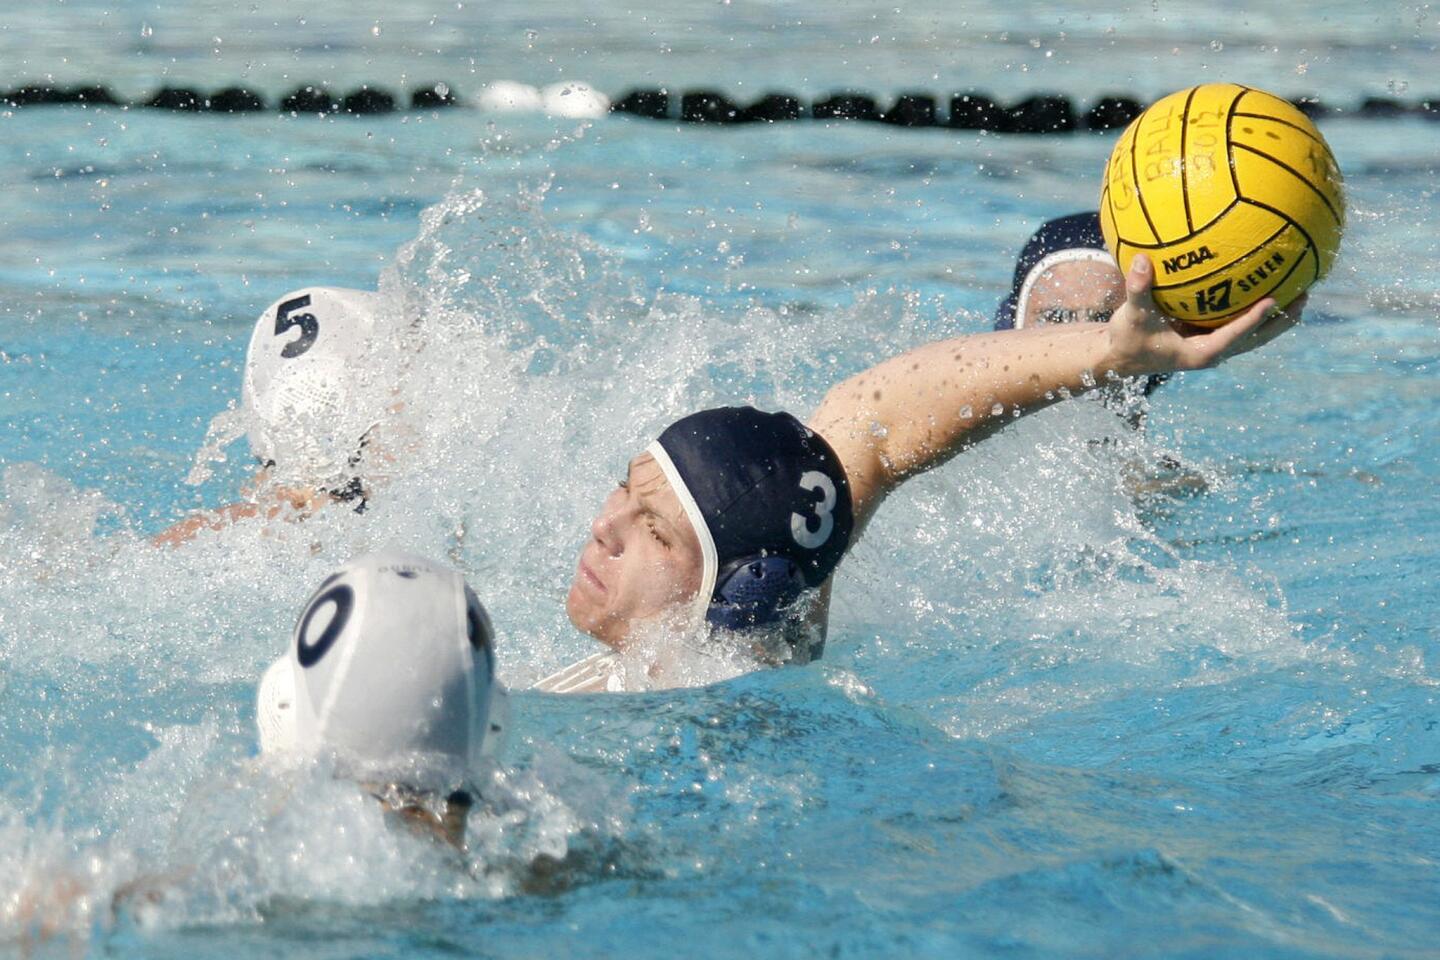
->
<box><xmin>0</xmin><ymin>2</ymin><xmax>1437</xmax><ymax>958</ymax></box>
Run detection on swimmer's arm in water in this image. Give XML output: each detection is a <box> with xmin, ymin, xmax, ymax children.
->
<box><xmin>4</xmin><ymin>865</ymin><xmax>195</xmax><ymax>945</ymax></box>
<box><xmin>808</xmin><ymin>254</ymin><xmax>1302</xmax><ymax>527</ymax></box>
<box><xmin>152</xmin><ymin>501</ymin><xmax>265</xmax><ymax>548</ymax></box>
<box><xmin>150</xmin><ymin>474</ymin><xmax>328</xmax><ymax>548</ymax></box>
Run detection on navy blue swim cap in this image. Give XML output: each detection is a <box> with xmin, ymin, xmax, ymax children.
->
<box><xmin>993</xmin><ymin>211</ymin><xmax>1111</xmax><ymax>331</ymax></box>
<box><xmin>648</xmin><ymin>407</ymin><xmax>853</xmax><ymax>633</ymax></box>
<box><xmin>993</xmin><ymin>211</ymin><xmax>1167</xmax><ymax>396</ymax></box>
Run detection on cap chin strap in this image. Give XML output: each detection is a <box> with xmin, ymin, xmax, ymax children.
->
<box><xmin>450</xmin><ymin>568</ymin><xmax>481</xmax><ymax>765</ymax></box>
<box><xmin>646</xmin><ymin>440</ymin><xmax>718</xmax><ymax>630</ymax></box>
<box><xmin>1013</xmin><ymin>248</ymin><xmax>1116</xmax><ymax>330</ymax></box>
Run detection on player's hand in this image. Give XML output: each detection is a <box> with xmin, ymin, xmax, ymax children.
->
<box><xmin>1104</xmin><ymin>254</ymin><xmax>1304</xmax><ymax>376</ymax></box>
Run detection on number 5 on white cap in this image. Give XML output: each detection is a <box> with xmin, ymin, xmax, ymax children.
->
<box><xmin>275</xmin><ymin>294</ymin><xmax>320</xmax><ymax>359</ymax></box>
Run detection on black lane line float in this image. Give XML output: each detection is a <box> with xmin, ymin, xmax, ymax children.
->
<box><xmin>3</xmin><ymin>83</ymin><xmax>1435</xmax><ymax>129</ymax></box>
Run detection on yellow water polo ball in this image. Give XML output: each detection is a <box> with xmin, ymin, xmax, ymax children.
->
<box><xmin>1100</xmin><ymin>83</ymin><xmax>1345</xmax><ymax>326</ymax></box>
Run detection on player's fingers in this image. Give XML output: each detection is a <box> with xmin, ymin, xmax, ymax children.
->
<box><xmin>1186</xmin><ymin>296</ymin><xmax>1278</xmax><ymax>365</ymax></box>
<box><xmin>1230</xmin><ymin>296</ymin><xmax>1304</xmax><ymax>356</ymax></box>
<box><xmin>1124</xmin><ymin>253</ymin><xmax>1156</xmax><ymax>302</ymax></box>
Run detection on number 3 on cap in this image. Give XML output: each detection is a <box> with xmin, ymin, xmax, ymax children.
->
<box><xmin>791</xmin><ymin>470</ymin><xmax>836</xmax><ymax>550</ymax></box>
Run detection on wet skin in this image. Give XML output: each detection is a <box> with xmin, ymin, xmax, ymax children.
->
<box><xmin>565</xmin><ymin>453</ymin><xmax>703</xmax><ymax>649</ymax></box>
<box><xmin>1023</xmin><ymin>259</ymin><xmax>1127</xmax><ymax>328</ymax></box>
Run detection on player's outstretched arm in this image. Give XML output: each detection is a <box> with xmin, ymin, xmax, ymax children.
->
<box><xmin>150</xmin><ymin>480</ymin><xmax>329</xmax><ymax>548</ymax></box>
<box><xmin>809</xmin><ymin>254</ymin><xmax>1302</xmax><ymax>527</ymax></box>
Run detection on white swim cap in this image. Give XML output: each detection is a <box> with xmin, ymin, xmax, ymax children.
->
<box><xmin>241</xmin><ymin>287</ymin><xmax>385</xmax><ymax>487</ymax></box>
<box><xmin>541</xmin><ymin>81</ymin><xmax>609</xmax><ymax>118</ymax></box>
<box><xmin>477</xmin><ymin>80</ymin><xmax>544</xmax><ymax>113</ymax></box>
<box><xmin>256</xmin><ymin>552</ymin><xmax>507</xmax><ymax>784</ymax></box>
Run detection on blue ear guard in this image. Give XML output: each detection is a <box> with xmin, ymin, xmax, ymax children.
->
<box><xmin>706</xmin><ymin>555</ymin><xmax>808</xmax><ymax>630</ymax></box>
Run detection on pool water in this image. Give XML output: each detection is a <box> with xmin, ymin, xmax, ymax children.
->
<box><xmin>1</xmin><ymin>3</ymin><xmax>1437</xmax><ymax>957</ymax></box>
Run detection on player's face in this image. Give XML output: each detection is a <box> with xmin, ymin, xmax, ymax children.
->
<box><xmin>566</xmin><ymin>453</ymin><xmax>705</xmax><ymax>648</ymax></box>
<box><xmin>369</xmin><ymin>782</ymin><xmax>472</xmax><ymax>850</ymax></box>
<box><xmin>1023</xmin><ymin>259</ymin><xmax>1127</xmax><ymax>327</ymax></box>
